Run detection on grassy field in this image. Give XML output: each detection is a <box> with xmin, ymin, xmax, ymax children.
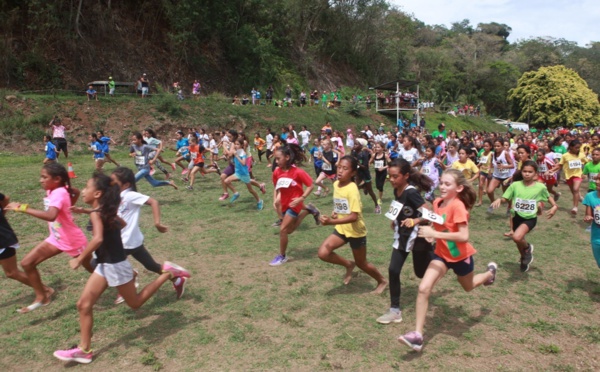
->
<box><xmin>0</xmin><ymin>150</ymin><xmax>598</xmax><ymax>371</ymax></box>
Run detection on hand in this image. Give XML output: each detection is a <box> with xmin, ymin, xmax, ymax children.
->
<box><xmin>417</xmin><ymin>225</ymin><xmax>436</xmax><ymax>239</ymax></box>
<box><xmin>149</xmin><ymin>159</ymin><xmax>155</xmax><ymax>165</ymax></box>
<box><xmin>4</xmin><ymin>202</ymin><xmax>20</xmax><ymax>212</ymax></box>
<box><xmin>69</xmin><ymin>258</ymin><xmax>81</xmax><ymax>270</ymax></box>
<box><xmin>546</xmin><ymin>206</ymin><xmax>558</xmax><ymax>219</ymax></box>
<box><xmin>70</xmin><ymin>206</ymin><xmax>88</xmax><ymax>214</ymax></box>
<box><xmin>330</xmin><ymin>212</ymin><xmax>338</xmax><ymax>219</ymax></box>
<box><xmin>400</xmin><ymin>218</ymin><xmax>415</xmax><ymax>228</ymax></box>
<box><xmin>155</xmin><ymin>223</ymin><xmax>168</xmax><ymax>233</ymax></box>
<box><xmin>584</xmin><ymin>215</ymin><xmax>593</xmax><ymax>223</ymax></box>
<box><xmin>490</xmin><ymin>199</ymin><xmax>501</xmax><ymax>209</ymax></box>
<box><xmin>319</xmin><ymin>215</ymin><xmax>331</xmax><ymax>225</ymax></box>
<box><xmin>289</xmin><ymin>196</ymin><xmax>304</xmax><ymax>208</ymax></box>
<box><xmin>390</xmin><ymin>221</ymin><xmax>396</xmax><ymax>231</ymax></box>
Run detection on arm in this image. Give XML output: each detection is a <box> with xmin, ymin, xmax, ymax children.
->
<box><xmin>584</xmin><ymin>205</ymin><xmax>594</xmax><ymax>223</ymax></box>
<box><xmin>5</xmin><ymin>203</ymin><xmax>59</xmax><ymax>222</ymax></box>
<box><xmin>418</xmin><ymin>222</ymin><xmax>469</xmax><ymax>242</ymax></box>
<box><xmin>545</xmin><ymin>196</ymin><xmax>558</xmax><ymax>219</ymax></box>
<box><xmin>320</xmin><ymin>211</ymin><xmax>358</xmax><ymax>226</ymax></box>
<box><xmin>289</xmin><ymin>183</ymin><xmax>314</xmax><ymax>208</ymax></box>
<box><xmin>145</xmin><ymin>197</ymin><xmax>168</xmax><ymax>232</ymax></box>
<box><xmin>70</xmin><ymin>212</ymin><xmax>103</xmax><ymax>269</ymax></box>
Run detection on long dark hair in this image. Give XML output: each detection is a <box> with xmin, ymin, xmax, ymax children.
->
<box><xmin>276</xmin><ymin>143</ymin><xmax>306</xmax><ymax>168</ymax></box>
<box><xmin>112</xmin><ymin>167</ymin><xmax>137</xmax><ymax>192</ymax></box>
<box><xmin>91</xmin><ymin>171</ymin><xmax>121</xmax><ymax>227</ymax></box>
<box><xmin>42</xmin><ymin>163</ymin><xmax>76</xmax><ymax>203</ymax></box>
<box><xmin>132</xmin><ymin>131</ymin><xmax>147</xmax><ymax>145</ymax></box>
<box><xmin>389</xmin><ymin>158</ymin><xmax>433</xmax><ymax>192</ymax></box>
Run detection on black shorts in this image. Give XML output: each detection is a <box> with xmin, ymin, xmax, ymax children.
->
<box><xmin>512</xmin><ymin>214</ymin><xmax>537</xmax><ymax>232</ymax></box>
<box><xmin>332</xmin><ymin>230</ymin><xmax>366</xmax><ymax>250</ymax></box>
<box><xmin>53</xmin><ymin>137</ymin><xmax>68</xmax><ymax>152</ymax></box>
<box><xmin>0</xmin><ymin>247</ymin><xmax>17</xmax><ymax>260</ymax></box>
<box><xmin>432</xmin><ymin>253</ymin><xmax>474</xmax><ymax>276</ymax></box>
<box><xmin>375</xmin><ymin>170</ymin><xmax>387</xmax><ymax>192</ymax></box>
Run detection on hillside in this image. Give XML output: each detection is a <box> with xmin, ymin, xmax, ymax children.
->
<box><xmin>0</xmin><ymin>91</ymin><xmax>508</xmax><ymax>155</ymax></box>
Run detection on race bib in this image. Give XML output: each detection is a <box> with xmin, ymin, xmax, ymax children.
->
<box><xmin>91</xmin><ymin>144</ymin><xmax>97</xmax><ymax>151</ymax></box>
<box><xmin>403</xmin><ymin>154</ymin><xmax>413</xmax><ymax>162</ymax></box>
<box><xmin>538</xmin><ymin>163</ymin><xmax>547</xmax><ymax>173</ymax></box>
<box><xmin>589</xmin><ymin>173</ymin><xmax>598</xmax><ymax>183</ymax></box>
<box><xmin>135</xmin><ymin>156</ymin><xmax>145</xmax><ymax>165</ymax></box>
<box><xmin>498</xmin><ymin>167</ymin><xmax>509</xmax><ymax>175</ymax></box>
<box><xmin>374</xmin><ymin>160</ymin><xmax>384</xmax><ymax>169</ymax></box>
<box><xmin>568</xmin><ymin>159</ymin><xmax>582</xmax><ymax>169</ymax></box>
<box><xmin>385</xmin><ymin>200</ymin><xmax>404</xmax><ymax>220</ymax></box>
<box><xmin>594</xmin><ymin>207</ymin><xmax>600</xmax><ymax>225</ymax></box>
<box><xmin>479</xmin><ymin>156</ymin><xmax>488</xmax><ymax>164</ymax></box>
<box><xmin>422</xmin><ymin>166</ymin><xmax>430</xmax><ymax>175</ymax></box>
<box><xmin>275</xmin><ymin>177</ymin><xmax>293</xmax><ymax>190</ymax></box>
<box><xmin>43</xmin><ymin>198</ymin><xmax>50</xmax><ymax>211</ymax></box>
<box><xmin>419</xmin><ymin>207</ymin><xmax>445</xmax><ymax>225</ymax></box>
<box><xmin>514</xmin><ymin>198</ymin><xmax>536</xmax><ymax>213</ymax></box>
<box><xmin>322</xmin><ymin>162</ymin><xmax>332</xmax><ymax>171</ymax></box>
<box><xmin>190</xmin><ymin>152</ymin><xmax>197</xmax><ymax>160</ymax></box>
<box><xmin>333</xmin><ymin>198</ymin><xmax>350</xmax><ymax>214</ymax></box>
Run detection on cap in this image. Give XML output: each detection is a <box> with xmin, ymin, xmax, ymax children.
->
<box><xmin>108</xmin><ymin>76</ymin><xmax>113</xmax><ymax>80</ymax></box>
<box><xmin>357</xmin><ymin>138</ymin><xmax>368</xmax><ymax>147</ymax></box>
<box><xmin>347</xmin><ymin>128</ymin><xmax>352</xmax><ymax>132</ymax></box>
<box><xmin>143</xmin><ymin>73</ymin><xmax>147</xmax><ymax>76</ymax></box>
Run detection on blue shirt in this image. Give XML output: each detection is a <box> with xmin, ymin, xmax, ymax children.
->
<box><xmin>583</xmin><ymin>191</ymin><xmax>600</xmax><ymax>244</ymax></box>
<box><xmin>99</xmin><ymin>136</ymin><xmax>111</xmax><ymax>152</ymax></box>
<box><xmin>91</xmin><ymin>141</ymin><xmax>104</xmax><ymax>159</ymax></box>
<box><xmin>176</xmin><ymin>138</ymin><xmax>190</xmax><ymax>157</ymax></box>
<box><xmin>45</xmin><ymin>141</ymin><xmax>57</xmax><ymax>160</ymax></box>
<box><xmin>234</xmin><ymin>150</ymin><xmax>249</xmax><ymax>176</ymax></box>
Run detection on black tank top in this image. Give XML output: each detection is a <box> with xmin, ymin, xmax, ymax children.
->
<box><xmin>91</xmin><ymin>212</ymin><xmax>127</xmax><ymax>264</ymax></box>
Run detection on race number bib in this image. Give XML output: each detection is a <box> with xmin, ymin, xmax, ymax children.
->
<box><xmin>422</xmin><ymin>166</ymin><xmax>430</xmax><ymax>175</ymax></box>
<box><xmin>589</xmin><ymin>173</ymin><xmax>598</xmax><ymax>184</ymax></box>
<box><xmin>594</xmin><ymin>207</ymin><xmax>600</xmax><ymax>225</ymax></box>
<box><xmin>568</xmin><ymin>159</ymin><xmax>582</xmax><ymax>169</ymax></box>
<box><xmin>322</xmin><ymin>162</ymin><xmax>332</xmax><ymax>171</ymax></box>
<box><xmin>333</xmin><ymin>198</ymin><xmax>350</xmax><ymax>214</ymax></box>
<box><xmin>374</xmin><ymin>160</ymin><xmax>384</xmax><ymax>169</ymax></box>
<box><xmin>498</xmin><ymin>167</ymin><xmax>509</xmax><ymax>175</ymax></box>
<box><xmin>479</xmin><ymin>156</ymin><xmax>488</xmax><ymax>165</ymax></box>
<box><xmin>419</xmin><ymin>207</ymin><xmax>445</xmax><ymax>225</ymax></box>
<box><xmin>190</xmin><ymin>152</ymin><xmax>197</xmax><ymax>160</ymax></box>
<box><xmin>385</xmin><ymin>200</ymin><xmax>404</xmax><ymax>220</ymax></box>
<box><xmin>275</xmin><ymin>177</ymin><xmax>293</xmax><ymax>190</ymax></box>
<box><xmin>514</xmin><ymin>198</ymin><xmax>536</xmax><ymax>213</ymax></box>
<box><xmin>135</xmin><ymin>156</ymin><xmax>145</xmax><ymax>165</ymax></box>
<box><xmin>403</xmin><ymin>154</ymin><xmax>413</xmax><ymax>162</ymax></box>
<box><xmin>538</xmin><ymin>163</ymin><xmax>547</xmax><ymax>173</ymax></box>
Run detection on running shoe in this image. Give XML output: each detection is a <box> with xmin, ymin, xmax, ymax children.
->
<box><xmin>182</xmin><ymin>168</ymin><xmax>189</xmax><ymax>176</ymax></box>
<box><xmin>53</xmin><ymin>347</ymin><xmax>93</xmax><ymax>364</ymax></box>
<box><xmin>521</xmin><ymin>245</ymin><xmax>534</xmax><ymax>273</ymax></box>
<box><xmin>313</xmin><ymin>190</ymin><xmax>322</xmax><ymax>197</ymax></box>
<box><xmin>182</xmin><ymin>177</ymin><xmax>189</xmax><ymax>182</ymax></box>
<box><xmin>170</xmin><ymin>162</ymin><xmax>176</xmax><ymax>171</ymax></box>
<box><xmin>173</xmin><ymin>277</ymin><xmax>187</xmax><ymax>300</ymax></box>
<box><xmin>163</xmin><ymin>261</ymin><xmax>191</xmax><ymax>278</ymax></box>
<box><xmin>586</xmin><ymin>225</ymin><xmax>592</xmax><ymax>233</ymax></box>
<box><xmin>375</xmin><ymin>205</ymin><xmax>382</xmax><ymax>214</ymax></box>
<box><xmin>269</xmin><ymin>254</ymin><xmax>288</xmax><ymax>266</ymax></box>
<box><xmin>376</xmin><ymin>310</ymin><xmax>402</xmax><ymax>324</ymax></box>
<box><xmin>484</xmin><ymin>262</ymin><xmax>498</xmax><ymax>286</ymax></box>
<box><xmin>114</xmin><ymin>294</ymin><xmax>125</xmax><ymax>305</ymax></box>
<box><xmin>305</xmin><ymin>203</ymin><xmax>321</xmax><ymax>225</ymax></box>
<box><xmin>377</xmin><ymin>198</ymin><xmax>382</xmax><ymax>206</ymax></box>
<box><xmin>230</xmin><ymin>192</ymin><xmax>240</xmax><ymax>203</ymax></box>
<box><xmin>486</xmin><ymin>206</ymin><xmax>494</xmax><ymax>214</ymax></box>
<box><xmin>272</xmin><ymin>219</ymin><xmax>282</xmax><ymax>227</ymax></box>
<box><xmin>219</xmin><ymin>193</ymin><xmax>229</xmax><ymax>201</ymax></box>
<box><xmin>259</xmin><ymin>183</ymin><xmax>266</xmax><ymax>194</ymax></box>
<box><xmin>398</xmin><ymin>331</ymin><xmax>424</xmax><ymax>352</ymax></box>
<box><xmin>257</xmin><ymin>199</ymin><xmax>264</xmax><ymax>210</ymax></box>
<box><xmin>571</xmin><ymin>207</ymin><xmax>578</xmax><ymax>215</ymax></box>
<box><xmin>186</xmin><ymin>185</ymin><xmax>193</xmax><ymax>191</ymax></box>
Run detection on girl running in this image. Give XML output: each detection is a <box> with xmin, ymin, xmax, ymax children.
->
<box><xmin>89</xmin><ymin>133</ymin><xmax>105</xmax><ymax>171</ymax></box>
<box><xmin>583</xmin><ymin>173</ymin><xmax>600</xmax><ymax>269</ymax></box>
<box><xmin>398</xmin><ymin>169</ymin><xmax>497</xmax><ymax>352</ymax></box>
<box><xmin>442</xmin><ymin>140</ymin><xmax>459</xmax><ymax>167</ymax></box>
<box><xmin>314</xmin><ymin>139</ymin><xmax>339</xmax><ymax>197</ymax></box>
<box><xmin>172</xmin><ymin>130</ymin><xmax>191</xmax><ymax>175</ymax></box>
<box><xmin>5</xmin><ymin>163</ymin><xmax>90</xmax><ymax>313</ymax></box>
<box><xmin>97</xmin><ymin>130</ymin><xmax>120</xmax><ymax>167</ymax></box>
<box><xmin>0</xmin><ymin>192</ymin><xmax>32</xmax><ymax>292</ymax></box>
<box><xmin>548</xmin><ymin>139</ymin><xmax>587</xmax><ymax>215</ymax></box>
<box><xmin>317</xmin><ymin>155</ymin><xmax>387</xmax><ymax>293</ymax></box>
<box><xmin>186</xmin><ymin>136</ymin><xmax>220</xmax><ymax>191</ymax></box>
<box><xmin>352</xmin><ymin>141</ymin><xmax>379</xmax><ymax>213</ymax></box>
<box><xmin>376</xmin><ymin>159</ymin><xmax>433</xmax><ymax>324</ymax></box>
<box><xmin>583</xmin><ymin>147</ymin><xmax>600</xmax><ymax>194</ymax></box>
<box><xmin>224</xmin><ymin>138</ymin><xmax>264</xmax><ymax>210</ymax></box>
<box><xmin>53</xmin><ymin>172</ymin><xmax>190</xmax><ymax>364</ymax></box>
<box><xmin>418</xmin><ymin>144</ymin><xmax>441</xmax><ymax>202</ymax></box>
<box><xmin>491</xmin><ymin>160</ymin><xmax>558</xmax><ymax>272</ymax></box>
<box><xmin>475</xmin><ymin>140</ymin><xmax>493</xmax><ymax>206</ymax></box>
<box><xmin>43</xmin><ymin>135</ymin><xmax>57</xmax><ymax>164</ymax></box>
<box><xmin>536</xmin><ymin>148</ymin><xmax>560</xmax><ymax>201</ymax></box>
<box><xmin>486</xmin><ymin>138</ymin><xmax>514</xmax><ymax>213</ymax></box>
<box><xmin>371</xmin><ymin>141</ymin><xmax>391</xmax><ymax>205</ymax></box>
<box><xmin>270</xmin><ymin>144</ymin><xmax>321</xmax><ymax>266</ymax></box>
<box><xmin>451</xmin><ymin>147</ymin><xmax>479</xmax><ymax>183</ymax></box>
<box><xmin>143</xmin><ymin>128</ymin><xmax>172</xmax><ymax>179</ymax></box>
<box><xmin>130</xmin><ymin>132</ymin><xmax>178</xmax><ymax>189</ymax></box>
<box><xmin>254</xmin><ymin>132</ymin><xmax>267</xmax><ymax>163</ymax></box>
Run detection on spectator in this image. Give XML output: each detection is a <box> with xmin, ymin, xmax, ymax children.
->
<box><xmin>86</xmin><ymin>85</ymin><xmax>98</xmax><ymax>101</ymax></box>
<box><xmin>192</xmin><ymin>80</ymin><xmax>201</xmax><ymax>99</ymax></box>
<box><xmin>140</xmin><ymin>73</ymin><xmax>149</xmax><ymax>98</ymax></box>
<box><xmin>285</xmin><ymin>85</ymin><xmax>292</xmax><ymax>103</ymax></box>
<box><xmin>266</xmin><ymin>85</ymin><xmax>274</xmax><ymax>105</ymax></box>
<box><xmin>108</xmin><ymin>76</ymin><xmax>115</xmax><ymax>97</ymax></box>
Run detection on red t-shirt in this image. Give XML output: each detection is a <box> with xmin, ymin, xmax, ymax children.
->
<box><xmin>432</xmin><ymin>197</ymin><xmax>477</xmax><ymax>262</ymax></box>
<box><xmin>272</xmin><ymin>166</ymin><xmax>313</xmax><ymax>213</ymax></box>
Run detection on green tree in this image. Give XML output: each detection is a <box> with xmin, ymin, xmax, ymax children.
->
<box><xmin>508</xmin><ymin>65</ymin><xmax>600</xmax><ymax>127</ymax></box>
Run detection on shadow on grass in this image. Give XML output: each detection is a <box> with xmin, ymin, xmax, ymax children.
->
<box><xmin>0</xmin><ymin>278</ymin><xmax>65</xmax><ymax>310</ymax></box>
<box><xmin>501</xmin><ymin>261</ymin><xmax>537</xmax><ymax>283</ymax></box>
<box><xmin>566</xmin><ymin>278</ymin><xmax>600</xmax><ymax>303</ymax></box>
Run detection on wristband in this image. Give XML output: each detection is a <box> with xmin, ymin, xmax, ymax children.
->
<box><xmin>18</xmin><ymin>204</ymin><xmax>29</xmax><ymax>212</ymax></box>
<box><xmin>406</xmin><ymin>218</ymin><xmax>414</xmax><ymax>228</ymax></box>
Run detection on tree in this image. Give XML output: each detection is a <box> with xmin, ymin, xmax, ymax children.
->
<box><xmin>508</xmin><ymin>65</ymin><xmax>600</xmax><ymax>127</ymax></box>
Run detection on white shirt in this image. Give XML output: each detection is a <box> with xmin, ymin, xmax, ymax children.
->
<box><xmin>118</xmin><ymin>189</ymin><xmax>150</xmax><ymax>249</ymax></box>
<box><xmin>299</xmin><ymin>130</ymin><xmax>311</xmax><ymax>145</ymax></box>
<box><xmin>266</xmin><ymin>133</ymin><xmax>274</xmax><ymax>149</ymax></box>
<box><xmin>365</xmin><ymin>130</ymin><xmax>373</xmax><ymax>139</ymax></box>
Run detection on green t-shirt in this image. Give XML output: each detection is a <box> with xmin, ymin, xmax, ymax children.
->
<box><xmin>502</xmin><ymin>181</ymin><xmax>549</xmax><ymax>219</ymax></box>
<box><xmin>583</xmin><ymin>161</ymin><xmax>600</xmax><ymax>190</ymax></box>
<box><xmin>108</xmin><ymin>80</ymin><xmax>115</xmax><ymax>89</ymax></box>
<box><xmin>321</xmin><ymin>94</ymin><xmax>327</xmax><ymax>102</ymax></box>
<box><xmin>431</xmin><ymin>129</ymin><xmax>447</xmax><ymax>139</ymax></box>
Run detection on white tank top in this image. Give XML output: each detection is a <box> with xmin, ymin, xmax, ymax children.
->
<box><xmin>492</xmin><ymin>150</ymin><xmax>510</xmax><ymax>179</ymax></box>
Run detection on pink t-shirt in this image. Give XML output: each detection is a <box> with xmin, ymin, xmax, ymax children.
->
<box><xmin>52</xmin><ymin>125</ymin><xmax>65</xmax><ymax>138</ymax></box>
<box><xmin>44</xmin><ymin>187</ymin><xmax>87</xmax><ymax>256</ymax></box>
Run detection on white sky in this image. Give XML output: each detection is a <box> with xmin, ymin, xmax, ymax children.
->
<box><xmin>391</xmin><ymin>0</ymin><xmax>599</xmax><ymax>47</ymax></box>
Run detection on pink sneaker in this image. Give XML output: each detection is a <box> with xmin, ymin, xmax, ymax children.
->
<box><xmin>163</xmin><ymin>261</ymin><xmax>191</xmax><ymax>278</ymax></box>
<box><xmin>181</xmin><ymin>168</ymin><xmax>189</xmax><ymax>175</ymax></box>
<box><xmin>170</xmin><ymin>162</ymin><xmax>176</xmax><ymax>171</ymax></box>
<box><xmin>173</xmin><ymin>276</ymin><xmax>187</xmax><ymax>299</ymax></box>
<box><xmin>149</xmin><ymin>167</ymin><xmax>156</xmax><ymax>176</ymax></box>
<box><xmin>53</xmin><ymin>346</ymin><xmax>93</xmax><ymax>364</ymax></box>
<box><xmin>259</xmin><ymin>183</ymin><xmax>266</xmax><ymax>194</ymax></box>
<box><xmin>218</xmin><ymin>192</ymin><xmax>229</xmax><ymax>201</ymax></box>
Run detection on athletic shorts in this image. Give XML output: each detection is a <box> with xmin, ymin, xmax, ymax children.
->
<box><xmin>0</xmin><ymin>244</ymin><xmax>18</xmax><ymax>260</ymax></box>
<box><xmin>235</xmin><ymin>173</ymin><xmax>251</xmax><ymax>184</ymax></box>
<box><xmin>324</xmin><ymin>173</ymin><xmax>336</xmax><ymax>181</ymax></box>
<box><xmin>479</xmin><ymin>171</ymin><xmax>490</xmax><ymax>179</ymax></box>
<box><xmin>512</xmin><ymin>214</ymin><xmax>537</xmax><ymax>232</ymax></box>
<box><xmin>193</xmin><ymin>162</ymin><xmax>205</xmax><ymax>169</ymax></box>
<box><xmin>285</xmin><ymin>208</ymin><xmax>299</xmax><ymax>218</ymax></box>
<box><xmin>540</xmin><ymin>177</ymin><xmax>556</xmax><ymax>186</ymax></box>
<box><xmin>432</xmin><ymin>253</ymin><xmax>474</xmax><ymax>276</ymax></box>
<box><xmin>567</xmin><ymin>177</ymin><xmax>582</xmax><ymax>186</ymax></box>
<box><xmin>375</xmin><ymin>170</ymin><xmax>387</xmax><ymax>192</ymax></box>
<box><xmin>493</xmin><ymin>176</ymin><xmax>509</xmax><ymax>182</ymax></box>
<box><xmin>94</xmin><ymin>260</ymin><xmax>134</xmax><ymax>287</ymax></box>
<box><xmin>223</xmin><ymin>163</ymin><xmax>235</xmax><ymax>177</ymax></box>
<box><xmin>53</xmin><ymin>137</ymin><xmax>68</xmax><ymax>152</ymax></box>
<box><xmin>332</xmin><ymin>230</ymin><xmax>366</xmax><ymax>250</ymax></box>
<box><xmin>45</xmin><ymin>237</ymin><xmax>85</xmax><ymax>257</ymax></box>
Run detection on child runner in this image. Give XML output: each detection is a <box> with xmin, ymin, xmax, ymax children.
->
<box><xmin>187</xmin><ymin>136</ymin><xmax>220</xmax><ymax>191</ymax></box>
<box><xmin>371</xmin><ymin>141</ymin><xmax>391</xmax><ymax>206</ymax></box>
<box><xmin>352</xmin><ymin>141</ymin><xmax>379</xmax><ymax>213</ymax></box>
<box><xmin>376</xmin><ymin>159</ymin><xmax>434</xmax><ymax>324</ymax></box>
<box><xmin>4</xmin><ymin>163</ymin><xmax>90</xmax><ymax>313</ymax></box>
<box><xmin>43</xmin><ymin>135</ymin><xmax>57</xmax><ymax>164</ymax></box>
<box><xmin>129</xmin><ymin>132</ymin><xmax>178</xmax><ymax>189</ymax></box>
<box><xmin>225</xmin><ymin>138</ymin><xmax>264</xmax><ymax>210</ymax></box>
<box><xmin>475</xmin><ymin>140</ymin><xmax>493</xmax><ymax>206</ymax></box>
<box><xmin>314</xmin><ymin>139</ymin><xmax>339</xmax><ymax>197</ymax></box>
<box><xmin>398</xmin><ymin>169</ymin><xmax>497</xmax><ymax>351</ymax></box>
<box><xmin>548</xmin><ymin>139</ymin><xmax>587</xmax><ymax>215</ymax></box>
<box><xmin>270</xmin><ymin>144</ymin><xmax>321</xmax><ymax>266</ymax></box>
<box><xmin>536</xmin><ymin>148</ymin><xmax>560</xmax><ymax>201</ymax></box>
<box><xmin>53</xmin><ymin>172</ymin><xmax>190</xmax><ymax>364</ymax></box>
<box><xmin>442</xmin><ymin>140</ymin><xmax>459</xmax><ymax>167</ymax></box>
<box><xmin>172</xmin><ymin>130</ymin><xmax>191</xmax><ymax>175</ymax></box>
<box><xmin>486</xmin><ymin>138</ymin><xmax>514</xmax><ymax>213</ymax></box>
<box><xmin>418</xmin><ymin>144</ymin><xmax>441</xmax><ymax>202</ymax></box>
<box><xmin>583</xmin><ymin>147</ymin><xmax>600</xmax><ymax>195</ymax></box>
<box><xmin>89</xmin><ymin>133</ymin><xmax>105</xmax><ymax>171</ymax></box>
<box><xmin>491</xmin><ymin>160</ymin><xmax>558</xmax><ymax>272</ymax></box>
<box><xmin>143</xmin><ymin>128</ymin><xmax>172</xmax><ymax>179</ymax></box>
<box><xmin>317</xmin><ymin>155</ymin><xmax>388</xmax><ymax>293</ymax></box>
<box><xmin>97</xmin><ymin>130</ymin><xmax>120</xmax><ymax>167</ymax></box>
<box><xmin>0</xmin><ymin>192</ymin><xmax>32</xmax><ymax>291</ymax></box>
<box><xmin>451</xmin><ymin>147</ymin><xmax>479</xmax><ymax>184</ymax></box>
<box><xmin>583</xmin><ymin>173</ymin><xmax>600</xmax><ymax>268</ymax></box>
<box><xmin>254</xmin><ymin>132</ymin><xmax>267</xmax><ymax>163</ymax></box>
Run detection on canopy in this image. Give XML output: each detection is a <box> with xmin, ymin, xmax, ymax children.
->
<box><xmin>369</xmin><ymin>79</ymin><xmax>419</xmax><ymax>91</ymax></box>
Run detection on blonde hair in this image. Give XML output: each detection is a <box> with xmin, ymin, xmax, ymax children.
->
<box><xmin>442</xmin><ymin>169</ymin><xmax>476</xmax><ymax>210</ymax></box>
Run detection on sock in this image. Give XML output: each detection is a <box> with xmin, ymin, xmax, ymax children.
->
<box><xmin>390</xmin><ymin>308</ymin><xmax>400</xmax><ymax>314</ymax></box>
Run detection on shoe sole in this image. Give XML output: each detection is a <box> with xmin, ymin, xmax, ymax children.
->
<box><xmin>164</xmin><ymin>261</ymin><xmax>191</xmax><ymax>278</ymax></box>
<box><xmin>376</xmin><ymin>317</ymin><xmax>403</xmax><ymax>325</ymax></box>
<box><xmin>53</xmin><ymin>353</ymin><xmax>92</xmax><ymax>364</ymax></box>
<box><xmin>398</xmin><ymin>337</ymin><xmax>423</xmax><ymax>352</ymax></box>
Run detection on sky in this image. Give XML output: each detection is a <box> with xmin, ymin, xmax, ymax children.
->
<box><xmin>391</xmin><ymin>0</ymin><xmax>599</xmax><ymax>47</ymax></box>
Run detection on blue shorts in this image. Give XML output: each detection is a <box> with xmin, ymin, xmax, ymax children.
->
<box><xmin>285</xmin><ymin>208</ymin><xmax>299</xmax><ymax>218</ymax></box>
<box><xmin>235</xmin><ymin>173</ymin><xmax>251</xmax><ymax>184</ymax></box>
<box><xmin>432</xmin><ymin>253</ymin><xmax>474</xmax><ymax>276</ymax></box>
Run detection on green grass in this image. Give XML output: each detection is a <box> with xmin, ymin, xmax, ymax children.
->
<box><xmin>0</xmin><ymin>148</ymin><xmax>597</xmax><ymax>370</ymax></box>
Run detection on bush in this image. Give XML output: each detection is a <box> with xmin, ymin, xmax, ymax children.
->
<box><xmin>155</xmin><ymin>94</ymin><xmax>185</xmax><ymax>118</ymax></box>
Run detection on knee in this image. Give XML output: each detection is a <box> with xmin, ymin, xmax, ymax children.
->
<box><xmin>4</xmin><ymin>269</ymin><xmax>19</xmax><ymax>280</ymax></box>
<box><xmin>20</xmin><ymin>258</ymin><xmax>35</xmax><ymax>272</ymax></box>
<box><xmin>417</xmin><ymin>283</ymin><xmax>432</xmax><ymax>297</ymax></box>
<box><xmin>76</xmin><ymin>298</ymin><xmax>93</xmax><ymax>314</ymax></box>
<box><xmin>317</xmin><ymin>244</ymin><xmax>331</xmax><ymax>261</ymax></box>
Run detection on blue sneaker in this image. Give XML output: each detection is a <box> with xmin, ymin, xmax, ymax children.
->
<box><xmin>269</xmin><ymin>254</ymin><xmax>288</xmax><ymax>266</ymax></box>
<box><xmin>257</xmin><ymin>199</ymin><xmax>264</xmax><ymax>210</ymax></box>
<box><xmin>230</xmin><ymin>192</ymin><xmax>240</xmax><ymax>203</ymax></box>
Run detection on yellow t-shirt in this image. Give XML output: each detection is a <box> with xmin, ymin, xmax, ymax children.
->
<box><xmin>452</xmin><ymin>159</ymin><xmax>479</xmax><ymax>179</ymax></box>
<box><xmin>478</xmin><ymin>151</ymin><xmax>493</xmax><ymax>173</ymax></box>
<box><xmin>332</xmin><ymin>181</ymin><xmax>366</xmax><ymax>238</ymax></box>
<box><xmin>560</xmin><ymin>152</ymin><xmax>587</xmax><ymax>179</ymax></box>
